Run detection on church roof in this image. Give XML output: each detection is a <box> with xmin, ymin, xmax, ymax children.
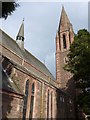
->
<box><xmin>0</xmin><ymin>65</ymin><xmax>23</xmax><ymax>95</ymax></box>
<box><xmin>0</xmin><ymin>29</ymin><xmax>55</xmax><ymax>81</ymax></box>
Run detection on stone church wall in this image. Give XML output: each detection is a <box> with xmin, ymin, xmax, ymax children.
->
<box><xmin>1</xmin><ymin>92</ymin><xmax>23</xmax><ymax>119</ymax></box>
<box><xmin>1</xmin><ymin>37</ymin><xmax>75</xmax><ymax>119</ymax></box>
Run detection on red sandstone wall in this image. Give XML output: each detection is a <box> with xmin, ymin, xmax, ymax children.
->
<box><xmin>1</xmin><ymin>41</ymin><xmax>75</xmax><ymax>119</ymax></box>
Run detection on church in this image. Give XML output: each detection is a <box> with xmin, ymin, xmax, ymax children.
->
<box><xmin>0</xmin><ymin>6</ymin><xmax>76</xmax><ymax>119</ymax></box>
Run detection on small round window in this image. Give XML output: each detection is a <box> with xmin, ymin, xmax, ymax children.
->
<box><xmin>64</xmin><ymin>57</ymin><xmax>68</xmax><ymax>64</ymax></box>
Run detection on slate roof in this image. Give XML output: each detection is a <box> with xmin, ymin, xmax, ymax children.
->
<box><xmin>0</xmin><ymin>65</ymin><xmax>23</xmax><ymax>95</ymax></box>
<box><xmin>17</xmin><ymin>19</ymin><xmax>24</xmax><ymax>37</ymax></box>
<box><xmin>0</xmin><ymin>29</ymin><xmax>55</xmax><ymax>81</ymax></box>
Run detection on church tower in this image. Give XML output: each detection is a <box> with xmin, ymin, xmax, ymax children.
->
<box><xmin>16</xmin><ymin>19</ymin><xmax>24</xmax><ymax>49</ymax></box>
<box><xmin>56</xmin><ymin>6</ymin><xmax>74</xmax><ymax>91</ymax></box>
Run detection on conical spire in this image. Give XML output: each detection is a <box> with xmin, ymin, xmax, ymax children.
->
<box><xmin>17</xmin><ymin>19</ymin><xmax>24</xmax><ymax>40</ymax></box>
<box><xmin>16</xmin><ymin>19</ymin><xmax>24</xmax><ymax>49</ymax></box>
<box><xmin>58</xmin><ymin>6</ymin><xmax>71</xmax><ymax>32</ymax></box>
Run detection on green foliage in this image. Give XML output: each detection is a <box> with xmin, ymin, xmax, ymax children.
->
<box><xmin>76</xmin><ymin>92</ymin><xmax>90</xmax><ymax>114</ymax></box>
<box><xmin>1</xmin><ymin>1</ymin><xmax>19</xmax><ymax>19</ymax></box>
<box><xmin>64</xmin><ymin>29</ymin><xmax>90</xmax><ymax>114</ymax></box>
<box><xmin>65</xmin><ymin>29</ymin><xmax>90</xmax><ymax>83</ymax></box>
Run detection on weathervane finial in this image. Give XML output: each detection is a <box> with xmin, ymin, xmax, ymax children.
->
<box><xmin>23</xmin><ymin>18</ymin><xmax>24</xmax><ymax>22</ymax></box>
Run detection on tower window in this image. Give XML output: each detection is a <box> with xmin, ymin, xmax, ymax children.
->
<box><xmin>16</xmin><ymin>36</ymin><xmax>24</xmax><ymax>41</ymax></box>
<box><xmin>63</xmin><ymin>34</ymin><xmax>67</xmax><ymax>49</ymax></box>
<box><xmin>69</xmin><ymin>32</ymin><xmax>71</xmax><ymax>45</ymax></box>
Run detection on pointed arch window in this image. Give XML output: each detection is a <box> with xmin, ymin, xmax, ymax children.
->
<box><xmin>31</xmin><ymin>83</ymin><xmax>35</xmax><ymax>94</ymax></box>
<box><xmin>47</xmin><ymin>90</ymin><xmax>49</xmax><ymax>118</ymax></box>
<box><xmin>23</xmin><ymin>80</ymin><xmax>29</xmax><ymax>120</ymax></box>
<box><xmin>51</xmin><ymin>92</ymin><xmax>53</xmax><ymax>118</ymax></box>
<box><xmin>69</xmin><ymin>32</ymin><xmax>71</xmax><ymax>45</ymax></box>
<box><xmin>29</xmin><ymin>83</ymin><xmax>35</xmax><ymax>119</ymax></box>
<box><xmin>51</xmin><ymin>92</ymin><xmax>53</xmax><ymax>119</ymax></box>
<box><xmin>63</xmin><ymin>34</ymin><xmax>67</xmax><ymax>49</ymax></box>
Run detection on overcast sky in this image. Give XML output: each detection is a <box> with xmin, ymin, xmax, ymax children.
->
<box><xmin>0</xmin><ymin>2</ymin><xmax>88</xmax><ymax>77</ymax></box>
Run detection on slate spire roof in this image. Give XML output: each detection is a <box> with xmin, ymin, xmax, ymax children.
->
<box><xmin>58</xmin><ymin>6</ymin><xmax>71</xmax><ymax>32</ymax></box>
<box><xmin>17</xmin><ymin>19</ymin><xmax>24</xmax><ymax>39</ymax></box>
<box><xmin>16</xmin><ymin>19</ymin><xmax>24</xmax><ymax>49</ymax></box>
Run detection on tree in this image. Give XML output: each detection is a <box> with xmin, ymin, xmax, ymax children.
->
<box><xmin>64</xmin><ymin>29</ymin><xmax>90</xmax><ymax>114</ymax></box>
<box><xmin>0</xmin><ymin>1</ymin><xmax>19</xmax><ymax>19</ymax></box>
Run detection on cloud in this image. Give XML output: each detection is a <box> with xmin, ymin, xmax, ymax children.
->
<box><xmin>45</xmin><ymin>52</ymin><xmax>56</xmax><ymax>78</ymax></box>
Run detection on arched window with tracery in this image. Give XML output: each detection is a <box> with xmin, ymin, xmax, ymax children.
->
<box><xmin>29</xmin><ymin>83</ymin><xmax>35</xmax><ymax>119</ymax></box>
<box><xmin>63</xmin><ymin>34</ymin><xmax>67</xmax><ymax>49</ymax></box>
<box><xmin>23</xmin><ymin>80</ymin><xmax>29</xmax><ymax>120</ymax></box>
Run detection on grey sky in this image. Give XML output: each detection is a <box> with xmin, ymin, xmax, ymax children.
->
<box><xmin>0</xmin><ymin>2</ymin><xmax>88</xmax><ymax>77</ymax></box>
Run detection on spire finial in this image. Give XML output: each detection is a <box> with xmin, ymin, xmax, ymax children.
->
<box><xmin>23</xmin><ymin>18</ymin><xmax>24</xmax><ymax>22</ymax></box>
<box><xmin>62</xmin><ymin>4</ymin><xmax>64</xmax><ymax>9</ymax></box>
<box><xmin>16</xmin><ymin>19</ymin><xmax>24</xmax><ymax>49</ymax></box>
